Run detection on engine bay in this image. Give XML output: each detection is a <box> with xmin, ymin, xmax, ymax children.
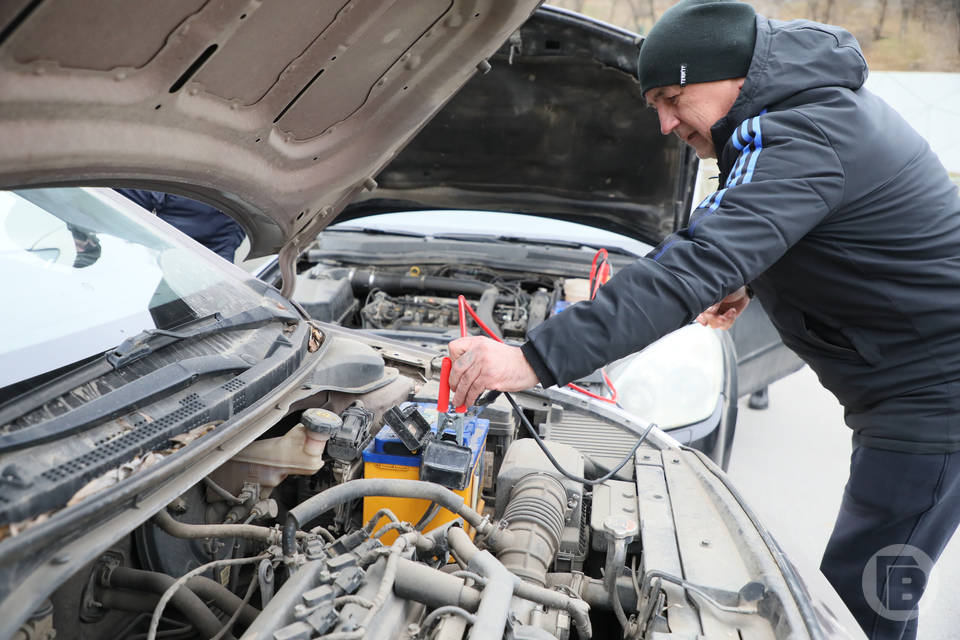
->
<box><xmin>7</xmin><ymin>237</ymin><xmax>810</xmax><ymax>640</ymax></box>
<box><xmin>10</xmin><ymin>322</ymin><xmax>810</xmax><ymax>640</ymax></box>
<box><xmin>34</xmin><ymin>366</ymin><xmax>663</xmax><ymax>640</ymax></box>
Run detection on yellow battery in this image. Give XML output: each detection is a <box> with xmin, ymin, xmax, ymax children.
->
<box><xmin>362</xmin><ymin>407</ymin><xmax>489</xmax><ymax>544</ymax></box>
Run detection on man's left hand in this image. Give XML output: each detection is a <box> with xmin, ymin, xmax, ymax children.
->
<box><xmin>697</xmin><ymin>286</ymin><xmax>750</xmax><ymax>330</ymax></box>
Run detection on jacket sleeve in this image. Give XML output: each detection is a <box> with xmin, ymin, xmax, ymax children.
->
<box><xmin>524</xmin><ymin>109</ymin><xmax>845</xmax><ymax>387</ymax></box>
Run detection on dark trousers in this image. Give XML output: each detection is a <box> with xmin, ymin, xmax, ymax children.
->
<box><xmin>821</xmin><ymin>446</ymin><xmax>960</xmax><ymax>640</ymax></box>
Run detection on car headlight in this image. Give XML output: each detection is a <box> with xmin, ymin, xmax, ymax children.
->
<box><xmin>606</xmin><ymin>323</ymin><xmax>725</xmax><ymax>430</ymax></box>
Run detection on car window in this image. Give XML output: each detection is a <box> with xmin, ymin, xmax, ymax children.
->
<box><xmin>0</xmin><ymin>187</ymin><xmax>269</xmax><ymax>390</ymax></box>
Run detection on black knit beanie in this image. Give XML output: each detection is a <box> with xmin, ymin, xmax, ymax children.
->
<box><xmin>638</xmin><ymin>0</ymin><xmax>757</xmax><ymax>96</ymax></box>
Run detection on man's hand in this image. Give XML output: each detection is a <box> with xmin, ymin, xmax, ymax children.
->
<box><xmin>696</xmin><ymin>286</ymin><xmax>750</xmax><ymax>330</ymax></box>
<box><xmin>448</xmin><ymin>336</ymin><xmax>539</xmax><ymax>407</ymax></box>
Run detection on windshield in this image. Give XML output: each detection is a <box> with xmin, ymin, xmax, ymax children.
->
<box><xmin>0</xmin><ymin>187</ymin><xmax>268</xmax><ymax>390</ymax></box>
<box><xmin>328</xmin><ymin>210</ymin><xmax>655</xmax><ymax>257</ymax></box>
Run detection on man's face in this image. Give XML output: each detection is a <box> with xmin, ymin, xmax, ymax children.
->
<box><xmin>644</xmin><ymin>78</ymin><xmax>745</xmax><ymax>159</ymax></box>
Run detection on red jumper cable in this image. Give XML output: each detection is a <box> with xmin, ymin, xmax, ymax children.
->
<box><xmin>454</xmin><ymin>291</ymin><xmax>619</xmax><ymax>405</ymax></box>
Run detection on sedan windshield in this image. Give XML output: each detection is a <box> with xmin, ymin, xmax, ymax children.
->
<box><xmin>0</xmin><ymin>187</ymin><xmax>266</xmax><ymax>390</ymax></box>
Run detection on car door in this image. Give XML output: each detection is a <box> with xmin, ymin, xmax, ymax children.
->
<box><xmin>729</xmin><ymin>300</ymin><xmax>805</xmax><ymax>397</ymax></box>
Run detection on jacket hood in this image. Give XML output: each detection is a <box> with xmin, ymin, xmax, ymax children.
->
<box><xmin>712</xmin><ymin>15</ymin><xmax>869</xmax><ymax>151</ymax></box>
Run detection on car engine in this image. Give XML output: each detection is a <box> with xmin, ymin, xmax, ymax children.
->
<box><xmin>291</xmin><ymin>260</ymin><xmax>567</xmax><ymax>343</ymax></box>
<box><xmin>35</xmin><ymin>378</ymin><xmax>650</xmax><ymax>640</ymax></box>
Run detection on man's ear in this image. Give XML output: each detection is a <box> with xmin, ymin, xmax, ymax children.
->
<box><xmin>735</xmin><ymin>77</ymin><xmax>746</xmax><ymax>91</ymax></box>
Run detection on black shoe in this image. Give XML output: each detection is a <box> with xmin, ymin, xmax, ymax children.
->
<box><xmin>748</xmin><ymin>387</ymin><xmax>769</xmax><ymax>410</ymax></box>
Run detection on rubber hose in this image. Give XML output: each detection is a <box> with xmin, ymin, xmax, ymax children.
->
<box><xmin>578</xmin><ymin>575</ymin><xmax>639</xmax><ymax>612</ymax></box>
<box><xmin>350</xmin><ymin>270</ymin><xmax>493</xmax><ymax>296</ymax></box>
<box><xmin>392</xmin><ymin>557</ymin><xmax>483</xmax><ymax>611</ymax></box>
<box><xmin>284</xmin><ymin>479</ymin><xmax>488</xmax><ymax>556</ymax></box>
<box><xmin>449</xmin><ymin>529</ymin><xmax>592</xmax><ymax>639</ymax></box>
<box><xmin>451</xmin><ymin>530</ymin><xmax>517</xmax><ymax>640</ymax></box>
<box><xmin>100</xmin><ymin>570</ymin><xmax>232</xmax><ymax>640</ymax></box>
<box><xmin>475</xmin><ymin>288</ymin><xmax>503</xmax><ymax>340</ymax></box>
<box><xmin>109</xmin><ymin>567</ymin><xmax>260</xmax><ymax>628</ymax></box>
<box><xmin>152</xmin><ymin>509</ymin><xmax>277</xmax><ymax>544</ymax></box>
<box><xmin>97</xmin><ymin>588</ymin><xmax>163</xmax><ymax>613</ymax></box>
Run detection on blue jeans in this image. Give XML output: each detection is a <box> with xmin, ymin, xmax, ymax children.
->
<box><xmin>821</xmin><ymin>446</ymin><xmax>960</xmax><ymax>640</ymax></box>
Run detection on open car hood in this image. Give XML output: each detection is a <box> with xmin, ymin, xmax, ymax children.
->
<box><xmin>350</xmin><ymin>7</ymin><xmax>700</xmax><ymax>245</ymax></box>
<box><xmin>0</xmin><ymin>0</ymin><xmax>541</xmax><ymax>261</ymax></box>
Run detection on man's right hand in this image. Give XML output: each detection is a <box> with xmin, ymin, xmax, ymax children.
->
<box><xmin>447</xmin><ymin>336</ymin><xmax>539</xmax><ymax>408</ymax></box>
<box><xmin>696</xmin><ymin>286</ymin><xmax>750</xmax><ymax>330</ymax></box>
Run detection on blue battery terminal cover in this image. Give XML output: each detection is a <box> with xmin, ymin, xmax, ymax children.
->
<box><xmin>363</xmin><ymin>403</ymin><xmax>489</xmax><ymax>468</ymax></box>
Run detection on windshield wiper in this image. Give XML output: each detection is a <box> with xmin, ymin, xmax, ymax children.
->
<box><xmin>0</xmin><ymin>305</ymin><xmax>297</xmax><ymax>429</ymax></box>
<box><xmin>0</xmin><ymin>355</ymin><xmax>252</xmax><ymax>453</ymax></box>
<box><xmin>325</xmin><ymin>226</ymin><xmax>426</xmax><ymax>238</ymax></box>
<box><xmin>430</xmin><ymin>232</ymin><xmax>500</xmax><ymax>243</ymax></box>
<box><xmin>432</xmin><ymin>233</ymin><xmax>634</xmax><ymax>255</ymax></box>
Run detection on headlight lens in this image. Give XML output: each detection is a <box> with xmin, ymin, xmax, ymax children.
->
<box><xmin>606</xmin><ymin>324</ymin><xmax>724</xmax><ymax>429</ymax></box>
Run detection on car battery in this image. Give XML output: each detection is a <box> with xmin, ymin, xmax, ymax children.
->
<box><xmin>362</xmin><ymin>403</ymin><xmax>489</xmax><ymax>543</ymax></box>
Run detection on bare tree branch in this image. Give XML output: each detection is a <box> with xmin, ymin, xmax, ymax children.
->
<box><xmin>874</xmin><ymin>0</ymin><xmax>889</xmax><ymax>40</ymax></box>
<box><xmin>823</xmin><ymin>0</ymin><xmax>836</xmax><ymax>24</ymax></box>
<box><xmin>900</xmin><ymin>0</ymin><xmax>912</xmax><ymax>41</ymax></box>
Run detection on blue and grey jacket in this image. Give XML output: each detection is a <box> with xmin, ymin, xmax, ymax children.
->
<box><xmin>522</xmin><ymin>15</ymin><xmax>960</xmax><ymax>453</ymax></box>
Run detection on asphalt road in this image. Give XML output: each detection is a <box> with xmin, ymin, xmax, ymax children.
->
<box><xmin>727</xmin><ymin>366</ymin><xmax>960</xmax><ymax>639</ymax></box>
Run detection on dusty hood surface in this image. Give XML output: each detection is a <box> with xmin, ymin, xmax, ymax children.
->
<box><xmin>0</xmin><ymin>0</ymin><xmax>541</xmax><ymax>259</ymax></box>
<box><xmin>350</xmin><ymin>7</ymin><xmax>700</xmax><ymax>245</ymax></box>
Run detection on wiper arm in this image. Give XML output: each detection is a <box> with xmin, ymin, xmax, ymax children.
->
<box><xmin>496</xmin><ymin>234</ymin><xmax>584</xmax><ymax>248</ymax></box>
<box><xmin>430</xmin><ymin>232</ymin><xmax>499</xmax><ymax>243</ymax></box>
<box><xmin>434</xmin><ymin>233</ymin><xmax>629</xmax><ymax>254</ymax></box>
<box><xmin>0</xmin><ymin>305</ymin><xmax>297</xmax><ymax>429</ymax></box>
<box><xmin>325</xmin><ymin>226</ymin><xmax>426</xmax><ymax>238</ymax></box>
<box><xmin>0</xmin><ymin>355</ymin><xmax>251</xmax><ymax>453</ymax></box>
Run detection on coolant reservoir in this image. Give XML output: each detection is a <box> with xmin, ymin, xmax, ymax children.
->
<box><xmin>210</xmin><ymin>409</ymin><xmax>342</xmax><ymax>498</ymax></box>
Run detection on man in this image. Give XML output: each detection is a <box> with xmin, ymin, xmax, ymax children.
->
<box><xmin>116</xmin><ymin>188</ymin><xmax>245</xmax><ymax>262</ymax></box>
<box><xmin>447</xmin><ymin>1</ymin><xmax>960</xmax><ymax>638</ymax></box>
